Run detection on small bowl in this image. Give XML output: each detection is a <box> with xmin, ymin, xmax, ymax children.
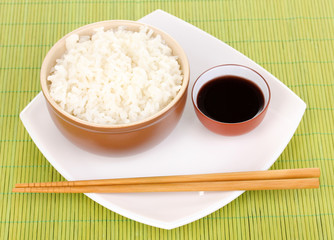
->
<box><xmin>192</xmin><ymin>64</ymin><xmax>270</xmax><ymax>136</ymax></box>
<box><xmin>40</xmin><ymin>20</ymin><xmax>190</xmax><ymax>156</ymax></box>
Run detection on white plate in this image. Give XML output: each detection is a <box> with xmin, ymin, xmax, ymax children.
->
<box><xmin>20</xmin><ymin>10</ymin><xmax>306</xmax><ymax>229</ymax></box>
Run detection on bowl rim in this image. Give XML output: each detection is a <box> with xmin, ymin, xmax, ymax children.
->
<box><xmin>191</xmin><ymin>64</ymin><xmax>271</xmax><ymax>126</ymax></box>
<box><xmin>40</xmin><ymin>20</ymin><xmax>190</xmax><ymax>131</ymax></box>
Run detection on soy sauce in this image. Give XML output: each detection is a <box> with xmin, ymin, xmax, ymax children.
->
<box><xmin>197</xmin><ymin>76</ymin><xmax>265</xmax><ymax>123</ymax></box>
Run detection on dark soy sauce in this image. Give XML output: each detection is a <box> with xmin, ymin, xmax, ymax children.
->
<box><xmin>197</xmin><ymin>76</ymin><xmax>265</xmax><ymax>123</ymax></box>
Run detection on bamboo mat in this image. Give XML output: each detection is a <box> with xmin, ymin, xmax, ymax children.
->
<box><xmin>1</xmin><ymin>0</ymin><xmax>333</xmax><ymax>239</ymax></box>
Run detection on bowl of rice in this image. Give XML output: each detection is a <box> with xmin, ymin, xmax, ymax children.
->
<box><xmin>40</xmin><ymin>20</ymin><xmax>190</xmax><ymax>155</ymax></box>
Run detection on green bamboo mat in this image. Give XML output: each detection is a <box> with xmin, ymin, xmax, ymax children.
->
<box><xmin>1</xmin><ymin>0</ymin><xmax>333</xmax><ymax>239</ymax></box>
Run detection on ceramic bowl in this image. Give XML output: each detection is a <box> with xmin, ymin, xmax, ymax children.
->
<box><xmin>192</xmin><ymin>64</ymin><xmax>270</xmax><ymax>136</ymax></box>
<box><xmin>40</xmin><ymin>20</ymin><xmax>190</xmax><ymax>156</ymax></box>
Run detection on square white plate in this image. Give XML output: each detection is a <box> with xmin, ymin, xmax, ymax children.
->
<box><xmin>20</xmin><ymin>10</ymin><xmax>306</xmax><ymax>229</ymax></box>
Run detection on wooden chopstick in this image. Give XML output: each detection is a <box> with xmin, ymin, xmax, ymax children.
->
<box><xmin>15</xmin><ymin>168</ymin><xmax>320</xmax><ymax>188</ymax></box>
<box><xmin>12</xmin><ymin>178</ymin><xmax>319</xmax><ymax>193</ymax></box>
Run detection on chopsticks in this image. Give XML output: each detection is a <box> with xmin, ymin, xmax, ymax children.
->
<box><xmin>12</xmin><ymin>168</ymin><xmax>320</xmax><ymax>193</ymax></box>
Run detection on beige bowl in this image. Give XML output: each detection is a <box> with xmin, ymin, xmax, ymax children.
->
<box><xmin>40</xmin><ymin>20</ymin><xmax>190</xmax><ymax>156</ymax></box>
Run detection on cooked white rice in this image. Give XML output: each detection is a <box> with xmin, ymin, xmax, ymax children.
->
<box><xmin>47</xmin><ymin>26</ymin><xmax>183</xmax><ymax>125</ymax></box>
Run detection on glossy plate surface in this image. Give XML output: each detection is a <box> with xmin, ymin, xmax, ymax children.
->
<box><xmin>20</xmin><ymin>10</ymin><xmax>306</xmax><ymax>229</ymax></box>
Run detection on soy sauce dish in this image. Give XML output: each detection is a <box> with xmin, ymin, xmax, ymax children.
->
<box><xmin>192</xmin><ymin>64</ymin><xmax>271</xmax><ymax>136</ymax></box>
